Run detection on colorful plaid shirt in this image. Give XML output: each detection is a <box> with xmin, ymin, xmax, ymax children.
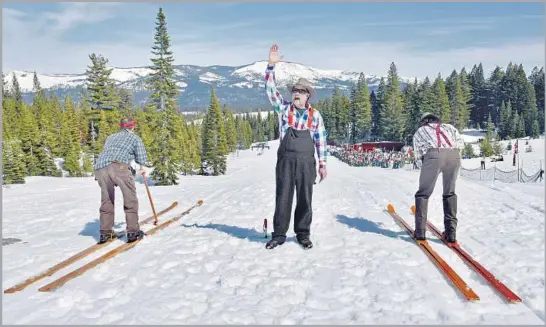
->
<box><xmin>94</xmin><ymin>129</ymin><xmax>150</xmax><ymax>171</ymax></box>
<box><xmin>265</xmin><ymin>65</ymin><xmax>328</xmax><ymax>169</ymax></box>
<box><xmin>412</xmin><ymin>123</ymin><xmax>465</xmax><ymax>161</ymax></box>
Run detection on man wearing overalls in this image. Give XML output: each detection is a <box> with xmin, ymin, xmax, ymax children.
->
<box><xmin>412</xmin><ymin>113</ymin><xmax>465</xmax><ymax>243</ymax></box>
<box><xmin>264</xmin><ymin>44</ymin><xmax>328</xmax><ymax>250</ymax></box>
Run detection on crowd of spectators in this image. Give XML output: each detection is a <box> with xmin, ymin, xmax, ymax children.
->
<box><xmin>329</xmin><ymin>146</ymin><xmax>416</xmax><ymax>169</ymax></box>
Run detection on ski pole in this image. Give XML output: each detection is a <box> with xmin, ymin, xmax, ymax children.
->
<box><xmin>263</xmin><ymin>218</ymin><xmax>268</xmax><ymax>238</ymax></box>
<box><xmin>142</xmin><ymin>173</ymin><xmax>159</xmax><ymax>225</ymax></box>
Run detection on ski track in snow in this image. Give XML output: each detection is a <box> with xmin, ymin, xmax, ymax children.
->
<box><xmin>2</xmin><ymin>140</ymin><xmax>544</xmax><ymax>325</ymax></box>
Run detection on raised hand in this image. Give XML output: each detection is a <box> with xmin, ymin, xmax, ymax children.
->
<box><xmin>268</xmin><ymin>44</ymin><xmax>284</xmax><ymax>66</ymax></box>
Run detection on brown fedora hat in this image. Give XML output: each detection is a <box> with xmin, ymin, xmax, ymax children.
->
<box><xmin>287</xmin><ymin>78</ymin><xmax>315</xmax><ymax>98</ymax></box>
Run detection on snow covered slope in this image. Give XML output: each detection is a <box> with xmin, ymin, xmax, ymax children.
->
<box><xmin>2</xmin><ymin>140</ymin><xmax>544</xmax><ymax>324</ymax></box>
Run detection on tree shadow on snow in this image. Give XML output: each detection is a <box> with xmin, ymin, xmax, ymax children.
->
<box><xmin>79</xmin><ymin>219</ymin><xmax>125</xmax><ymax>242</ymax></box>
<box><xmin>336</xmin><ymin>215</ymin><xmax>442</xmax><ymax>245</ymax></box>
<box><xmin>181</xmin><ymin>223</ymin><xmax>297</xmax><ymax>244</ymax></box>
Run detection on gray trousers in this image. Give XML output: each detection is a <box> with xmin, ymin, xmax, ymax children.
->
<box><xmin>414</xmin><ymin>149</ymin><xmax>461</xmax><ymax>237</ymax></box>
<box><xmin>95</xmin><ymin>162</ymin><xmax>140</xmax><ymax>234</ymax></box>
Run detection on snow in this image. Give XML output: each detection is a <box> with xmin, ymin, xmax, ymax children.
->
<box><xmin>4</xmin><ymin>67</ymin><xmax>153</xmax><ymax>92</ymax></box>
<box><xmin>4</xmin><ymin>70</ymin><xmax>86</xmax><ymax>92</ymax></box>
<box><xmin>4</xmin><ymin>61</ymin><xmax>416</xmax><ymax>93</ymax></box>
<box><xmin>231</xmin><ymin>81</ymin><xmax>254</xmax><ymax>88</ymax></box>
<box><xmin>460</xmin><ymin>129</ymin><xmax>544</xmax><ymax>173</ymax></box>
<box><xmin>461</xmin><ymin>128</ymin><xmax>487</xmax><ymax>144</ymax></box>
<box><xmin>107</xmin><ymin>67</ymin><xmax>154</xmax><ymax>83</ymax></box>
<box><xmin>198</xmin><ymin>72</ymin><xmax>226</xmax><ymax>84</ymax></box>
<box><xmin>2</xmin><ymin>140</ymin><xmax>544</xmax><ymax>324</ymax></box>
<box><xmin>231</xmin><ymin>61</ymin><xmax>416</xmax><ymax>87</ymax></box>
<box><xmin>175</xmin><ymin>81</ymin><xmax>188</xmax><ymax>88</ymax></box>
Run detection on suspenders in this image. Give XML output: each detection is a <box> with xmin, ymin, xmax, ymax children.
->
<box><xmin>428</xmin><ymin>123</ymin><xmax>452</xmax><ymax>148</ymax></box>
<box><xmin>288</xmin><ymin>105</ymin><xmax>314</xmax><ymax>129</ymax></box>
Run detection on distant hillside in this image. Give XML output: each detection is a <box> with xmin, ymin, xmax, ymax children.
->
<box><xmin>4</xmin><ymin>61</ymin><xmax>415</xmax><ymax>112</ymax></box>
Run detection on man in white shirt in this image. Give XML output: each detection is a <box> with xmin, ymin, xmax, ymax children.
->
<box><xmin>412</xmin><ymin>112</ymin><xmax>465</xmax><ymax>243</ymax></box>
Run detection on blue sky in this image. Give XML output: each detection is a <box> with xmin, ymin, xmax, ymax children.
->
<box><xmin>2</xmin><ymin>2</ymin><xmax>544</xmax><ymax>78</ymax></box>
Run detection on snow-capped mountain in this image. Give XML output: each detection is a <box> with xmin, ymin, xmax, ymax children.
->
<box><xmin>3</xmin><ymin>61</ymin><xmax>414</xmax><ymax>111</ymax></box>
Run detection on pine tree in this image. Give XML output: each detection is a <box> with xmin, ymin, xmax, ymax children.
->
<box><xmin>372</xmin><ymin>78</ymin><xmax>386</xmax><ymax>138</ymax></box>
<box><xmin>2</xmin><ymin>97</ymin><xmax>16</xmax><ymax>142</ymax></box>
<box><xmin>453</xmin><ymin>75</ymin><xmax>467</xmax><ymax>131</ymax></box>
<box><xmin>85</xmin><ymin>54</ymin><xmax>119</xmax><ymax>112</ymax></box>
<box><xmin>417</xmin><ymin>77</ymin><xmax>436</xmax><ymax>116</ymax></box>
<box><xmin>379</xmin><ymin>63</ymin><xmax>405</xmax><ymax>141</ymax></box>
<box><xmin>517</xmin><ymin>116</ymin><xmax>526</xmax><ymax>138</ymax></box>
<box><xmin>211</xmin><ymin>90</ymin><xmax>228</xmax><ymax>174</ymax></box>
<box><xmin>2</xmin><ymin>73</ymin><xmax>10</xmax><ymax>99</ymax></box>
<box><xmin>498</xmin><ymin>101</ymin><xmax>509</xmax><ymax>139</ymax></box>
<box><xmin>528</xmin><ymin>66</ymin><xmax>545</xmax><ymax>134</ymax></box>
<box><xmin>486</xmin><ymin>66</ymin><xmax>504</xmax><ymax>126</ymax></box>
<box><xmin>459</xmin><ymin>67</ymin><xmax>472</xmax><ymax>128</ymax></box>
<box><xmin>118</xmin><ymin>88</ymin><xmax>134</xmax><ymax>117</ymax></box>
<box><xmin>2</xmin><ymin>140</ymin><xmax>27</xmax><ymax>184</ymax></box>
<box><xmin>510</xmin><ymin>109</ymin><xmax>520</xmax><ymax>139</ymax></box>
<box><xmin>350</xmin><ymin>73</ymin><xmax>372</xmax><ymax>142</ymax></box>
<box><xmin>146</xmin><ymin>7</ymin><xmax>185</xmax><ymax>185</ymax></box>
<box><xmin>49</xmin><ymin>95</ymin><xmax>65</xmax><ymax>157</ymax></box>
<box><xmin>468</xmin><ymin>63</ymin><xmax>488</xmax><ymax>127</ymax></box>
<box><xmin>201</xmin><ymin>98</ymin><xmax>219</xmax><ymax>175</ymax></box>
<box><xmin>60</xmin><ymin>96</ymin><xmax>83</xmax><ymax>176</ymax></box>
<box><xmin>320</xmin><ymin>97</ymin><xmax>333</xmax><ymax>137</ymax></box>
<box><xmin>480</xmin><ymin>114</ymin><xmax>494</xmax><ymax>157</ymax></box>
<box><xmin>403</xmin><ymin>79</ymin><xmax>421</xmax><ymax>144</ymax></box>
<box><xmin>85</xmin><ymin>53</ymin><xmax>119</xmax><ymax>160</ymax></box>
<box><xmin>341</xmin><ymin>95</ymin><xmax>351</xmax><ymax>142</ymax></box>
<box><xmin>369</xmin><ymin>91</ymin><xmax>379</xmax><ymax>139</ymax></box>
<box><xmin>330</xmin><ymin>87</ymin><xmax>344</xmax><ymax>142</ymax></box>
<box><xmin>33</xmin><ymin>72</ymin><xmax>42</xmax><ymax>93</ymax></box>
<box><xmin>186</xmin><ymin>123</ymin><xmax>201</xmax><ymax>174</ymax></box>
<box><xmin>432</xmin><ymin>73</ymin><xmax>451</xmax><ymax>123</ymax></box>
<box><xmin>18</xmin><ymin>103</ymin><xmax>41</xmax><ymax>175</ymax></box>
<box><xmin>463</xmin><ymin>143</ymin><xmax>474</xmax><ymax>157</ymax></box>
<box><xmin>12</xmin><ymin>74</ymin><xmax>22</xmax><ymax>104</ymax></box>
<box><xmin>223</xmin><ymin>106</ymin><xmax>237</xmax><ymax>153</ymax></box>
<box><xmin>523</xmin><ymin>78</ymin><xmax>540</xmax><ymax>138</ymax></box>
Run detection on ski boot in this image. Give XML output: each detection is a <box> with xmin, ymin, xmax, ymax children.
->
<box><xmin>266</xmin><ymin>237</ymin><xmax>284</xmax><ymax>249</ymax></box>
<box><xmin>127</xmin><ymin>230</ymin><xmax>145</xmax><ymax>243</ymax></box>
<box><xmin>98</xmin><ymin>230</ymin><xmax>117</xmax><ymax>244</ymax></box>
<box><xmin>298</xmin><ymin>238</ymin><xmax>313</xmax><ymax>250</ymax></box>
<box><xmin>442</xmin><ymin>231</ymin><xmax>457</xmax><ymax>246</ymax></box>
<box><xmin>414</xmin><ymin>229</ymin><xmax>426</xmax><ymax>241</ymax></box>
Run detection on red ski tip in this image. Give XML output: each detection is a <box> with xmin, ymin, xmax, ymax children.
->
<box><xmin>386</xmin><ymin>204</ymin><xmax>395</xmax><ymax>213</ymax></box>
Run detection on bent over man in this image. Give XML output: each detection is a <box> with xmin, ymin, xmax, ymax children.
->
<box><xmin>412</xmin><ymin>112</ymin><xmax>465</xmax><ymax>243</ymax></box>
<box><xmin>94</xmin><ymin>117</ymin><xmax>151</xmax><ymax>244</ymax></box>
<box><xmin>264</xmin><ymin>44</ymin><xmax>328</xmax><ymax>250</ymax></box>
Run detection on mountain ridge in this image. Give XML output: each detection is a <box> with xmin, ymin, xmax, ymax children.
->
<box><xmin>3</xmin><ymin>60</ymin><xmax>417</xmax><ymax>111</ymax></box>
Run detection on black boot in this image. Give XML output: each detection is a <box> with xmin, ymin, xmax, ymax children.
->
<box><xmin>266</xmin><ymin>237</ymin><xmax>284</xmax><ymax>249</ymax></box>
<box><xmin>297</xmin><ymin>236</ymin><xmax>313</xmax><ymax>249</ymax></box>
<box><xmin>414</xmin><ymin>229</ymin><xmax>426</xmax><ymax>241</ymax></box>
<box><xmin>98</xmin><ymin>230</ymin><xmax>116</xmax><ymax>244</ymax></box>
<box><xmin>127</xmin><ymin>230</ymin><xmax>145</xmax><ymax>243</ymax></box>
<box><xmin>443</xmin><ymin>230</ymin><xmax>456</xmax><ymax>243</ymax></box>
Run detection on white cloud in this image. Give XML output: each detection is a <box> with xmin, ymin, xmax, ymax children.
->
<box><xmin>3</xmin><ymin>5</ymin><xmax>543</xmax><ymax>80</ymax></box>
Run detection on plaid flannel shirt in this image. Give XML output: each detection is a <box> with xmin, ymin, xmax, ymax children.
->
<box><xmin>94</xmin><ymin>129</ymin><xmax>150</xmax><ymax>171</ymax></box>
<box><xmin>412</xmin><ymin>123</ymin><xmax>465</xmax><ymax>161</ymax></box>
<box><xmin>264</xmin><ymin>65</ymin><xmax>328</xmax><ymax>169</ymax></box>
